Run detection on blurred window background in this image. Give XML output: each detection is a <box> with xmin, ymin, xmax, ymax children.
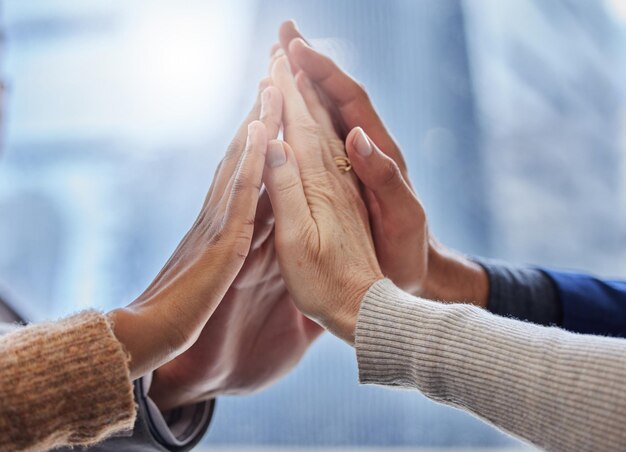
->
<box><xmin>1</xmin><ymin>0</ymin><xmax>625</xmax><ymax>449</ymax></box>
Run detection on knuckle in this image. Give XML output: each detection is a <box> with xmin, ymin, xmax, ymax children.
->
<box><xmin>379</xmin><ymin>160</ymin><xmax>403</xmax><ymax>190</ymax></box>
<box><xmin>231</xmin><ymin>175</ymin><xmax>262</xmax><ymax>197</ymax></box>
<box><xmin>209</xmin><ymin>220</ymin><xmax>253</xmax><ymax>261</ymax></box>
<box><xmin>275</xmin><ymin>177</ymin><xmax>302</xmax><ymax>196</ymax></box>
<box><xmin>225</xmin><ymin>138</ymin><xmax>244</xmax><ymax>162</ymax></box>
<box><xmin>233</xmin><ymin>236</ymin><xmax>252</xmax><ymax>261</ymax></box>
<box><xmin>327</xmin><ymin>136</ymin><xmax>345</xmax><ymax>151</ymax></box>
<box><xmin>208</xmin><ymin>226</ymin><xmax>226</xmax><ymax>247</ymax></box>
<box><xmin>286</xmin><ymin>114</ymin><xmax>319</xmax><ymax>135</ymax></box>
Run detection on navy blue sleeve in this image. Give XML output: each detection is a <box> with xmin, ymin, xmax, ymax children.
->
<box><xmin>473</xmin><ymin>257</ymin><xmax>562</xmax><ymax>326</ymax></box>
<box><xmin>542</xmin><ymin>269</ymin><xmax>626</xmax><ymax>338</ymax></box>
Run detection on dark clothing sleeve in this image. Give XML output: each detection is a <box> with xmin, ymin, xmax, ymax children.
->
<box><xmin>541</xmin><ymin>269</ymin><xmax>626</xmax><ymax>338</ymax></box>
<box><xmin>473</xmin><ymin>257</ymin><xmax>562</xmax><ymax>326</ymax></box>
<box><xmin>474</xmin><ymin>257</ymin><xmax>626</xmax><ymax>338</ymax></box>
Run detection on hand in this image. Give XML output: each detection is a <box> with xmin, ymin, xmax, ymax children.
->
<box><xmin>109</xmin><ymin>92</ymin><xmax>271</xmax><ymax>380</ymax></box>
<box><xmin>277</xmin><ymin>21</ymin><xmax>488</xmax><ymax>306</ymax></box>
<box><xmin>148</xmin><ymin>83</ymin><xmax>323</xmax><ymax>411</ymax></box>
<box><xmin>263</xmin><ymin>55</ymin><xmax>383</xmax><ymax>344</ymax></box>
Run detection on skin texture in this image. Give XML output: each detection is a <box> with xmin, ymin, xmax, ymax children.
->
<box><xmin>277</xmin><ymin>20</ymin><xmax>489</xmax><ymax>307</ymax></box>
<box><xmin>110</xmin><ymin>82</ymin><xmax>322</xmax><ymax>412</ymax></box>
<box><xmin>110</xmin><ymin>108</ymin><xmax>271</xmax><ymax>380</ymax></box>
<box><xmin>264</xmin><ymin>55</ymin><xmax>384</xmax><ymax>344</ymax></box>
<box><xmin>147</xmin><ymin>82</ymin><xmax>323</xmax><ymax>411</ymax></box>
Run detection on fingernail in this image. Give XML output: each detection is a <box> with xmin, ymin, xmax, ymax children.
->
<box><xmin>273</xmin><ymin>48</ymin><xmax>285</xmax><ymax>59</ymax></box>
<box><xmin>267</xmin><ymin>141</ymin><xmax>287</xmax><ymax>167</ymax></box>
<box><xmin>354</xmin><ymin>128</ymin><xmax>372</xmax><ymax>157</ymax></box>
<box><xmin>295</xmin><ymin>37</ymin><xmax>310</xmax><ymax>48</ymax></box>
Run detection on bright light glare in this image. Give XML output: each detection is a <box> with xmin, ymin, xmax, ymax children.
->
<box><xmin>121</xmin><ymin>2</ymin><xmax>247</xmax><ymax>146</ymax></box>
<box><xmin>607</xmin><ymin>0</ymin><xmax>626</xmax><ymax>23</ymax></box>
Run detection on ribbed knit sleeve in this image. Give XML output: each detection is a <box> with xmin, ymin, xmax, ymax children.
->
<box><xmin>0</xmin><ymin>311</ymin><xmax>136</xmax><ymax>451</ymax></box>
<box><xmin>355</xmin><ymin>279</ymin><xmax>626</xmax><ymax>451</ymax></box>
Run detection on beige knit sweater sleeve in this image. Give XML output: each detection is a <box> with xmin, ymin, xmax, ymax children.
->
<box><xmin>0</xmin><ymin>311</ymin><xmax>136</xmax><ymax>451</ymax></box>
<box><xmin>355</xmin><ymin>279</ymin><xmax>626</xmax><ymax>451</ymax></box>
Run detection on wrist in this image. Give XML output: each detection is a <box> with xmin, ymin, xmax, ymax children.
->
<box><xmin>108</xmin><ymin>308</ymin><xmax>147</xmax><ymax>380</ymax></box>
<box><xmin>324</xmin><ymin>275</ymin><xmax>381</xmax><ymax>346</ymax></box>
<box><xmin>422</xmin><ymin>240</ymin><xmax>489</xmax><ymax>307</ymax></box>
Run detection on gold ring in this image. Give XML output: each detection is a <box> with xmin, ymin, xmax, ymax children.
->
<box><xmin>334</xmin><ymin>156</ymin><xmax>352</xmax><ymax>173</ymax></box>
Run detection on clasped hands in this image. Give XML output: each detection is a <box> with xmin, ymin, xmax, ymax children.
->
<box><xmin>109</xmin><ymin>21</ymin><xmax>488</xmax><ymax>413</ymax></box>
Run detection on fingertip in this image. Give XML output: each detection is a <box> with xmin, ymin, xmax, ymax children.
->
<box><xmin>258</xmin><ymin>77</ymin><xmax>271</xmax><ymax>92</ymax></box>
<box><xmin>269</xmin><ymin>42</ymin><xmax>281</xmax><ymax>57</ymax></box>
<box><xmin>295</xmin><ymin>70</ymin><xmax>313</xmax><ymax>92</ymax></box>
<box><xmin>248</xmin><ymin>119</ymin><xmax>263</xmax><ymax>132</ymax></box>
<box><xmin>266</xmin><ymin>140</ymin><xmax>287</xmax><ymax>168</ymax></box>
<box><xmin>289</xmin><ymin>37</ymin><xmax>309</xmax><ymax>53</ymax></box>
<box><xmin>346</xmin><ymin>127</ymin><xmax>372</xmax><ymax>158</ymax></box>
<box><xmin>288</xmin><ymin>19</ymin><xmax>300</xmax><ymax>31</ymax></box>
<box><xmin>279</xmin><ymin>19</ymin><xmax>300</xmax><ymax>42</ymax></box>
<box><xmin>271</xmin><ymin>55</ymin><xmax>291</xmax><ymax>80</ymax></box>
<box><xmin>261</xmin><ymin>85</ymin><xmax>282</xmax><ymax>104</ymax></box>
<box><xmin>288</xmin><ymin>38</ymin><xmax>310</xmax><ymax>63</ymax></box>
<box><xmin>247</xmin><ymin>120</ymin><xmax>268</xmax><ymax>145</ymax></box>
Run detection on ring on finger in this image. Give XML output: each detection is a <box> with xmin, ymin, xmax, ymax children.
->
<box><xmin>334</xmin><ymin>156</ymin><xmax>352</xmax><ymax>173</ymax></box>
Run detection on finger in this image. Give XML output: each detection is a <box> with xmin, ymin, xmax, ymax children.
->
<box><xmin>294</xmin><ymin>71</ymin><xmax>335</xmax><ymax>140</ymax></box>
<box><xmin>262</xmin><ymin>140</ymin><xmax>315</xmax><ymax>244</ymax></box>
<box><xmin>222</xmin><ymin>83</ymin><xmax>279</xmax><ymax>199</ymax></box>
<box><xmin>268</xmin><ymin>46</ymin><xmax>285</xmax><ymax>74</ymax></box>
<box><xmin>270</xmin><ymin>42</ymin><xmax>281</xmax><ymax>56</ymax></box>
<box><xmin>279</xmin><ymin>20</ymin><xmax>308</xmax><ymax>73</ymax></box>
<box><xmin>213</xmin><ymin>79</ymin><xmax>269</xmax><ymax>198</ymax></box>
<box><xmin>279</xmin><ymin>20</ymin><xmax>309</xmax><ymax>50</ymax></box>
<box><xmin>251</xmin><ymin>189</ymin><xmax>275</xmax><ymax>249</ymax></box>
<box><xmin>280</xmin><ymin>22</ymin><xmax>345</xmax><ymax>142</ymax></box>
<box><xmin>288</xmin><ymin>38</ymin><xmax>410</xmax><ymax>183</ymax></box>
<box><xmin>295</xmin><ymin>71</ymin><xmax>359</xmax><ymax>184</ymax></box>
<box><xmin>242</xmin><ymin>86</ymin><xmax>282</xmax><ymax>250</ymax></box>
<box><xmin>259</xmin><ymin>86</ymin><xmax>283</xmax><ymax>140</ymax></box>
<box><xmin>270</xmin><ymin>56</ymin><xmax>326</xmax><ymax>173</ymax></box>
<box><xmin>345</xmin><ymin>127</ymin><xmax>414</xmax><ymax>210</ymax></box>
<box><xmin>226</xmin><ymin>121</ymin><xmax>268</xmax><ymax>227</ymax></box>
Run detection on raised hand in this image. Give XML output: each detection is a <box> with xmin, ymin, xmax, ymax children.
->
<box><xmin>147</xmin><ymin>81</ymin><xmax>323</xmax><ymax>411</ymax></box>
<box><xmin>110</xmin><ymin>92</ymin><xmax>271</xmax><ymax>380</ymax></box>
<box><xmin>263</xmin><ymin>55</ymin><xmax>383</xmax><ymax>344</ymax></box>
<box><xmin>276</xmin><ymin>21</ymin><xmax>488</xmax><ymax>305</ymax></box>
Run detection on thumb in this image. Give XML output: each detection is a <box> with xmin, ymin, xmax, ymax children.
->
<box><xmin>346</xmin><ymin>127</ymin><xmax>414</xmax><ymax>208</ymax></box>
<box><xmin>263</xmin><ymin>140</ymin><xmax>314</xmax><ymax>244</ymax></box>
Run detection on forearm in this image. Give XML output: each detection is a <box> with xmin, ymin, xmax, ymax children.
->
<box><xmin>356</xmin><ymin>280</ymin><xmax>626</xmax><ymax>451</ymax></box>
<box><xmin>476</xmin><ymin>257</ymin><xmax>562</xmax><ymax>326</ymax></box>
